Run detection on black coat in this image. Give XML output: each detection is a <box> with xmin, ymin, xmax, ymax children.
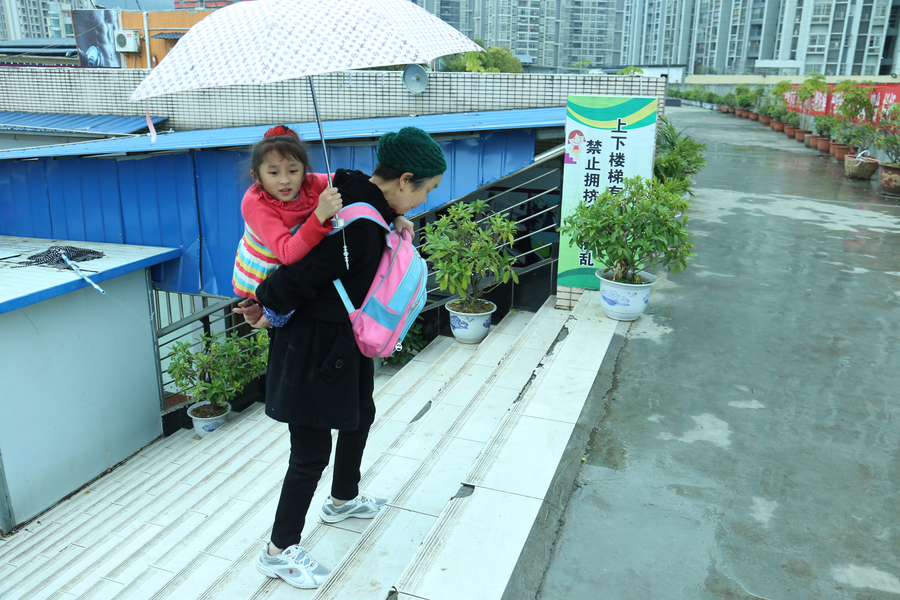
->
<box><xmin>255</xmin><ymin>169</ymin><xmax>392</xmax><ymax>428</ymax></box>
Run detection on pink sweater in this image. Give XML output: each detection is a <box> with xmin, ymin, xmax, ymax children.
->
<box><xmin>232</xmin><ymin>173</ymin><xmax>332</xmax><ymax>299</ymax></box>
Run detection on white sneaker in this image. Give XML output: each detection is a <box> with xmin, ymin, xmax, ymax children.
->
<box><xmin>320</xmin><ymin>492</ymin><xmax>387</xmax><ymax>523</ymax></box>
<box><xmin>256</xmin><ymin>543</ymin><xmax>330</xmax><ymax>589</ymax></box>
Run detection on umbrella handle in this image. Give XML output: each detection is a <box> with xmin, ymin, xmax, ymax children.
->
<box><xmin>308</xmin><ymin>76</ymin><xmax>343</xmax><ymax>228</ymax></box>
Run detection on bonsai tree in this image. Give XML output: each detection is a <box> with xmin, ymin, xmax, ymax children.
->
<box><xmin>421</xmin><ymin>199</ymin><xmax>519</xmax><ymax>313</ymax></box>
<box><xmin>168</xmin><ymin>330</ymin><xmax>269</xmax><ymax>418</ymax></box>
<box><xmin>875</xmin><ymin>102</ymin><xmax>900</xmax><ymax>165</ymax></box>
<box><xmin>722</xmin><ymin>92</ymin><xmax>736</xmax><ymax>109</ymax></box>
<box><xmin>558</xmin><ymin>176</ymin><xmax>695</xmax><ymax>284</ymax></box>
<box><xmin>653</xmin><ymin>115</ymin><xmax>708</xmax><ymax>195</ymax></box>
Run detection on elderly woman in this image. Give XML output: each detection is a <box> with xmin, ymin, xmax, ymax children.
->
<box><xmin>238</xmin><ymin>127</ymin><xmax>446</xmax><ymax>590</ymax></box>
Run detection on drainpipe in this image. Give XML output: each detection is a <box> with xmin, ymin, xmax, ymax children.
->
<box><xmin>143</xmin><ymin>12</ymin><xmax>151</xmax><ymax>69</ymax></box>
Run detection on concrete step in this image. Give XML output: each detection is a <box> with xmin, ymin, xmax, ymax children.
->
<box><xmin>393</xmin><ymin>290</ymin><xmax>616</xmax><ymax>600</ymax></box>
<box><xmin>0</xmin><ymin>294</ymin><xmax>609</xmax><ymax>600</ymax></box>
<box><xmin>304</xmin><ymin>297</ymin><xmax>571</xmax><ymax>600</ymax></box>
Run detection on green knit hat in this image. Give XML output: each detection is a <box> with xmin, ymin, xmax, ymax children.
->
<box><xmin>376</xmin><ymin>127</ymin><xmax>447</xmax><ymax>177</ymax></box>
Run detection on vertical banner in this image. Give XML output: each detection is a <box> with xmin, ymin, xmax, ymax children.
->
<box><xmin>557</xmin><ymin>95</ymin><xmax>658</xmax><ymax>290</ymax></box>
<box><xmin>72</xmin><ymin>10</ymin><xmax>121</xmax><ymax>68</ymax></box>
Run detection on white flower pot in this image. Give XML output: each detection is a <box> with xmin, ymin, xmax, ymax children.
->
<box><xmin>446</xmin><ymin>301</ymin><xmax>497</xmax><ymax>344</ymax></box>
<box><xmin>596</xmin><ymin>271</ymin><xmax>658</xmax><ymax>321</ymax></box>
<box><xmin>187</xmin><ymin>401</ymin><xmax>231</xmax><ymax>438</ymax></box>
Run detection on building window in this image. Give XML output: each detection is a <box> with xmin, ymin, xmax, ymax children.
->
<box><xmin>808</xmin><ymin>34</ymin><xmax>826</xmax><ymax>51</ymax></box>
<box><xmin>812</xmin><ymin>2</ymin><xmax>832</xmax><ymax>22</ymax></box>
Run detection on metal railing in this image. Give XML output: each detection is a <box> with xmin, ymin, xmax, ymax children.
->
<box><xmin>151</xmin><ymin>145</ymin><xmax>565</xmax><ymax>398</ymax></box>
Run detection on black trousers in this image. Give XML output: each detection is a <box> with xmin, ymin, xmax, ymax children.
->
<box><xmin>269</xmin><ymin>360</ymin><xmax>376</xmax><ymax>550</ymax></box>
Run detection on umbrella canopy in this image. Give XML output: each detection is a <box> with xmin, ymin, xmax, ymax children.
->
<box><xmin>130</xmin><ymin>0</ymin><xmax>483</xmax><ymax>102</ymax></box>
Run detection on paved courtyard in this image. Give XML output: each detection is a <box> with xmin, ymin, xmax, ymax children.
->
<box><xmin>538</xmin><ymin>106</ymin><xmax>900</xmax><ymax>600</ymax></box>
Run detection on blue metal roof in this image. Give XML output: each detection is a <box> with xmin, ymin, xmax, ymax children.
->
<box><xmin>0</xmin><ymin>235</ymin><xmax>180</xmax><ymax>315</ymax></box>
<box><xmin>0</xmin><ymin>107</ymin><xmax>565</xmax><ymax>160</ymax></box>
<box><xmin>0</xmin><ymin>111</ymin><xmax>168</xmax><ymax>136</ymax></box>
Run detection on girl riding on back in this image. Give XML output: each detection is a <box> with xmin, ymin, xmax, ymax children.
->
<box><xmin>232</xmin><ymin>125</ymin><xmax>413</xmax><ymax>300</ymax></box>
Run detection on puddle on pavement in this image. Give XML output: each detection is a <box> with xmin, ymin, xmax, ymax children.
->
<box><xmin>585</xmin><ymin>426</ymin><xmax>627</xmax><ymax>469</ymax></box>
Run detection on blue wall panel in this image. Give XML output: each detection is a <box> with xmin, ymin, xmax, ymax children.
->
<box><xmin>116</xmin><ymin>154</ymin><xmax>201</xmax><ymax>292</ymax></box>
<box><xmin>3</xmin><ymin>130</ymin><xmax>536</xmax><ymax>298</ymax></box>
<box><xmin>194</xmin><ymin>150</ymin><xmax>250</xmax><ymax>296</ymax></box>
<box><xmin>0</xmin><ymin>160</ymin><xmax>52</xmax><ymax>238</ymax></box>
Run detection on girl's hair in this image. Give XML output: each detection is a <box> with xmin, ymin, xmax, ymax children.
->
<box><xmin>249</xmin><ymin>126</ymin><xmax>312</xmax><ymax>179</ymax></box>
<box><xmin>568</xmin><ymin>130</ymin><xmax>584</xmax><ymax>140</ymax></box>
<box><xmin>372</xmin><ymin>163</ymin><xmax>432</xmax><ymax>191</ymax></box>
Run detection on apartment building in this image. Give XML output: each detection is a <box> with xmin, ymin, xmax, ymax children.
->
<box><xmin>1</xmin><ymin>0</ymin><xmax>48</xmax><ymax>39</ymax></box>
<box><xmin>766</xmin><ymin>0</ymin><xmax>895</xmax><ymax>75</ymax></box>
<box><xmin>417</xmin><ymin>0</ymin><xmax>622</xmax><ymax>71</ymax></box>
<box><xmin>622</xmin><ymin>0</ymin><xmax>693</xmax><ymax>66</ymax></box>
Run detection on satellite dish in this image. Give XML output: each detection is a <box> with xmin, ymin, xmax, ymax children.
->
<box><xmin>402</xmin><ymin>64</ymin><xmax>429</xmax><ymax>94</ymax></box>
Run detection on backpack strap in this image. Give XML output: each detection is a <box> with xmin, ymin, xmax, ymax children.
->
<box><xmin>325</xmin><ymin>203</ymin><xmax>390</xmax><ymax>235</ymax></box>
<box><xmin>330</xmin><ymin>202</ymin><xmax>391</xmax><ymax>312</ymax></box>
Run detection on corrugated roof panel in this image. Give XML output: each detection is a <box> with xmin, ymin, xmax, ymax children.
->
<box><xmin>0</xmin><ymin>108</ymin><xmax>564</xmax><ymax>160</ymax></box>
<box><xmin>0</xmin><ymin>111</ymin><xmax>167</xmax><ymax>135</ymax></box>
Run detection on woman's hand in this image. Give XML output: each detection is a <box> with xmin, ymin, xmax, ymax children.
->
<box><xmin>393</xmin><ymin>215</ymin><xmax>415</xmax><ymax>237</ymax></box>
<box><xmin>314</xmin><ymin>187</ymin><xmax>343</xmax><ymax>224</ymax></box>
<box><xmin>233</xmin><ymin>298</ymin><xmax>271</xmax><ymax>329</ymax></box>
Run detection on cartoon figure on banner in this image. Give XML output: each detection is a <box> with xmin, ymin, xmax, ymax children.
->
<box><xmin>565</xmin><ymin>129</ymin><xmax>585</xmax><ymax>165</ymax></box>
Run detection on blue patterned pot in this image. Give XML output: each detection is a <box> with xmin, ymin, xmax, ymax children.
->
<box><xmin>446</xmin><ymin>301</ymin><xmax>497</xmax><ymax>344</ymax></box>
<box><xmin>187</xmin><ymin>401</ymin><xmax>231</xmax><ymax>438</ymax></box>
<box><xmin>596</xmin><ymin>271</ymin><xmax>658</xmax><ymax>321</ymax></box>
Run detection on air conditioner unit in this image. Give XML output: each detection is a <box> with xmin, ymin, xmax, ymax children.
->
<box><xmin>114</xmin><ymin>30</ymin><xmax>140</xmax><ymax>53</ymax></box>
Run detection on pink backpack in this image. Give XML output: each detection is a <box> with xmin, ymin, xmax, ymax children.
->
<box><xmin>330</xmin><ymin>203</ymin><xmax>428</xmax><ymax>358</ymax></box>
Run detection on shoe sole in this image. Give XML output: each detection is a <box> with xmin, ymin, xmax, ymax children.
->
<box><xmin>319</xmin><ymin>509</ymin><xmax>378</xmax><ymax>524</ymax></box>
<box><xmin>256</xmin><ymin>561</ymin><xmax>322</xmax><ymax>589</ymax></box>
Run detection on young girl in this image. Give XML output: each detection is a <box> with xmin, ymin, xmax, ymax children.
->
<box><xmin>232</xmin><ymin>126</ymin><xmax>412</xmax><ymax>300</ymax></box>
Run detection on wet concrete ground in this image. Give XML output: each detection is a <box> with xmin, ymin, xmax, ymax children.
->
<box><xmin>537</xmin><ymin>106</ymin><xmax>900</xmax><ymax>599</ymax></box>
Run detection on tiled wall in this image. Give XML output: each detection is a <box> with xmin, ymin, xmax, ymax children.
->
<box><xmin>0</xmin><ymin>67</ymin><xmax>667</xmax><ymax>131</ymax></box>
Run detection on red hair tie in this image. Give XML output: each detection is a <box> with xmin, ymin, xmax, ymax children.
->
<box><xmin>264</xmin><ymin>125</ymin><xmax>299</xmax><ymax>140</ymax></box>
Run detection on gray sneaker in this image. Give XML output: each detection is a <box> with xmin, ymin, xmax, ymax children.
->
<box><xmin>256</xmin><ymin>543</ymin><xmax>330</xmax><ymax>589</ymax></box>
<box><xmin>320</xmin><ymin>492</ymin><xmax>388</xmax><ymax>523</ymax></box>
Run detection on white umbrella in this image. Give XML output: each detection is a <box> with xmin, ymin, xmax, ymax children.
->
<box><xmin>131</xmin><ymin>0</ymin><xmax>483</xmax><ymax>178</ymax></box>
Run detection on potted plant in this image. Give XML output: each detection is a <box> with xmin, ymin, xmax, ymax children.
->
<box><xmin>421</xmin><ymin>199</ymin><xmax>519</xmax><ymax>343</ymax></box>
<box><xmin>757</xmin><ymin>102</ymin><xmax>773</xmax><ymax>125</ymax></box>
<box><xmin>558</xmin><ymin>176</ymin><xmax>695</xmax><ymax>321</ymax></box>
<box><xmin>653</xmin><ymin>115</ymin><xmax>708</xmax><ymax>196</ymax></box>
<box><xmin>722</xmin><ymin>92</ymin><xmax>736</xmax><ymax>114</ymax></box>
<box><xmin>795</xmin><ymin>72</ymin><xmax>827</xmax><ymax>138</ymax></box>
<box><xmin>874</xmin><ymin>102</ymin><xmax>900</xmax><ymax>194</ymax></box>
<box><xmin>770</xmin><ymin>106</ymin><xmax>787</xmax><ymax>132</ymax></box>
<box><xmin>845</xmin><ymin>123</ymin><xmax>879</xmax><ymax>180</ymax></box>
<box><xmin>784</xmin><ymin>110</ymin><xmax>800</xmax><ymax>138</ymax></box>
<box><xmin>748</xmin><ymin>84</ymin><xmax>766</xmax><ymax>120</ymax></box>
<box><xmin>814</xmin><ymin>115</ymin><xmax>835</xmax><ymax>151</ymax></box>
<box><xmin>167</xmin><ymin>330</ymin><xmax>269</xmax><ymax>437</ymax></box>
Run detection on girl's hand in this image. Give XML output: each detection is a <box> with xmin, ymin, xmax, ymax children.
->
<box><xmin>393</xmin><ymin>215</ymin><xmax>414</xmax><ymax>236</ymax></box>
<box><xmin>233</xmin><ymin>298</ymin><xmax>269</xmax><ymax>329</ymax></box>
<box><xmin>314</xmin><ymin>187</ymin><xmax>342</xmax><ymax>224</ymax></box>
